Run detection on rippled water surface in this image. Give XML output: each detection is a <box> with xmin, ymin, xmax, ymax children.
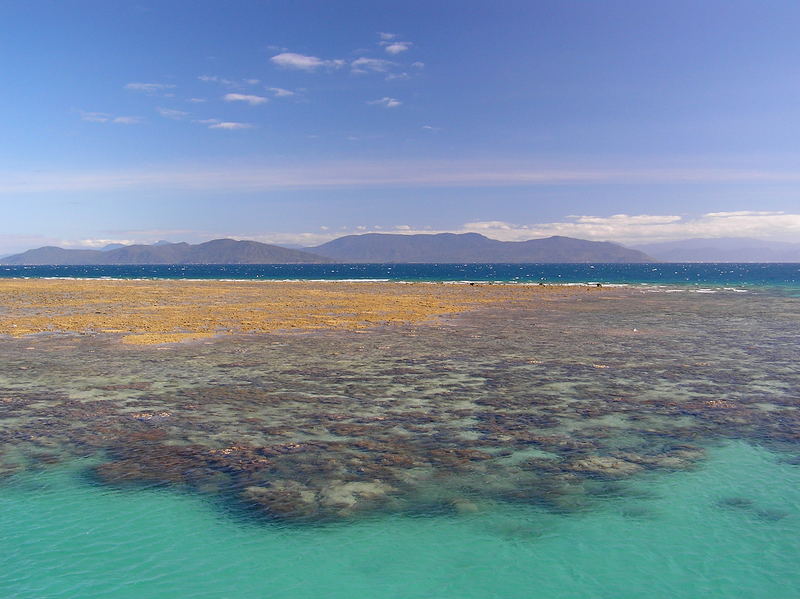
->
<box><xmin>3</xmin><ymin>441</ymin><xmax>799</xmax><ymax>599</ymax></box>
<box><xmin>1</xmin><ymin>288</ymin><xmax>799</xmax><ymax>597</ymax></box>
<box><xmin>2</xmin><ymin>262</ymin><xmax>799</xmax><ymax>288</ymax></box>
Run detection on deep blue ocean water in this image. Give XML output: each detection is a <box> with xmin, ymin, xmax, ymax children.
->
<box><xmin>2</xmin><ymin>262</ymin><xmax>799</xmax><ymax>289</ymax></box>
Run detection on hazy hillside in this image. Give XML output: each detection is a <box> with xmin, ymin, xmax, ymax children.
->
<box><xmin>633</xmin><ymin>238</ymin><xmax>800</xmax><ymax>262</ymax></box>
<box><xmin>1</xmin><ymin>239</ymin><xmax>333</xmax><ymax>265</ymax></box>
<box><xmin>307</xmin><ymin>233</ymin><xmax>655</xmax><ymax>263</ymax></box>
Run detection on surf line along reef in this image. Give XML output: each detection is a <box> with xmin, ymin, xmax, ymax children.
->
<box><xmin>0</xmin><ymin>278</ymin><xmax>798</xmax><ymax>522</ymax></box>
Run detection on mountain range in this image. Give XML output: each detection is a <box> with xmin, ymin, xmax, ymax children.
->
<box><xmin>307</xmin><ymin>233</ymin><xmax>654</xmax><ymax>263</ymax></box>
<box><xmin>0</xmin><ymin>239</ymin><xmax>332</xmax><ymax>265</ymax></box>
<box><xmin>1</xmin><ymin>233</ymin><xmax>654</xmax><ymax>264</ymax></box>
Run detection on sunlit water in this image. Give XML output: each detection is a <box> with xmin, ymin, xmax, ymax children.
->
<box><xmin>1</xmin><ymin>282</ymin><xmax>799</xmax><ymax>598</ymax></box>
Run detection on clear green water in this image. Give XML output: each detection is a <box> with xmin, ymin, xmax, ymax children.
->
<box><xmin>2</xmin><ymin>441</ymin><xmax>798</xmax><ymax>599</ymax></box>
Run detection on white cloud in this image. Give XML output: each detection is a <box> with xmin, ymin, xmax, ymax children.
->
<box><xmin>379</xmin><ymin>32</ymin><xmax>397</xmax><ymax>40</ymax></box>
<box><xmin>208</xmin><ymin>121</ymin><xmax>254</xmax><ymax>130</ymax></box>
<box><xmin>421</xmin><ymin>125</ymin><xmax>441</xmax><ymax>131</ymax></box>
<box><xmin>248</xmin><ymin>212</ymin><xmax>800</xmax><ymax>246</ymax></box>
<box><xmin>124</xmin><ymin>82</ymin><xmax>176</xmax><ymax>94</ymax></box>
<box><xmin>198</xmin><ymin>75</ymin><xmax>259</xmax><ymax>88</ymax></box>
<box><xmin>81</xmin><ymin>111</ymin><xmax>143</xmax><ymax>124</ymax></box>
<box><xmin>385</xmin><ymin>72</ymin><xmax>410</xmax><ymax>81</ymax></box>
<box><xmin>112</xmin><ymin>116</ymin><xmax>145</xmax><ymax>125</ymax></box>
<box><xmin>367</xmin><ymin>97</ymin><xmax>402</xmax><ymax>108</ymax></box>
<box><xmin>80</xmin><ymin>112</ymin><xmax>111</xmax><ymax>123</ymax></box>
<box><xmin>351</xmin><ymin>57</ymin><xmax>394</xmax><ymax>74</ymax></box>
<box><xmin>381</xmin><ymin>41</ymin><xmax>411</xmax><ymax>55</ymax></box>
<box><xmin>156</xmin><ymin>107</ymin><xmax>189</xmax><ymax>120</ymax></box>
<box><xmin>194</xmin><ymin>117</ymin><xmax>254</xmax><ymax>130</ymax></box>
<box><xmin>64</xmin><ymin>238</ymin><xmax>136</xmax><ymax>248</ymax></box>
<box><xmin>187</xmin><ymin>98</ymin><xmax>207</xmax><ymax>103</ymax></box>
<box><xmin>5</xmin><ymin>162</ymin><xmax>800</xmax><ymax>248</ymax></box>
<box><xmin>411</xmin><ymin>61</ymin><xmax>425</xmax><ymax>69</ymax></box>
<box><xmin>270</xmin><ymin>52</ymin><xmax>344</xmax><ymax>71</ymax></box>
<box><xmin>223</xmin><ymin>93</ymin><xmax>268</xmax><ymax>105</ymax></box>
<box><xmin>447</xmin><ymin>212</ymin><xmax>800</xmax><ymax>244</ymax></box>
<box><xmin>269</xmin><ymin>87</ymin><xmax>295</xmax><ymax>97</ymax></box>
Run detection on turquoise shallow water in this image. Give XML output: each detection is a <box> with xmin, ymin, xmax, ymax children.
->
<box><xmin>2</xmin><ymin>441</ymin><xmax>798</xmax><ymax>599</ymax></box>
<box><xmin>1</xmin><ymin>285</ymin><xmax>798</xmax><ymax>597</ymax></box>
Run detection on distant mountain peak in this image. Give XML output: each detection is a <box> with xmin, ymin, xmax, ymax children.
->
<box><xmin>307</xmin><ymin>232</ymin><xmax>655</xmax><ymax>263</ymax></box>
<box><xmin>1</xmin><ymin>233</ymin><xmax>659</xmax><ymax>265</ymax></box>
<box><xmin>0</xmin><ymin>238</ymin><xmax>333</xmax><ymax>265</ymax></box>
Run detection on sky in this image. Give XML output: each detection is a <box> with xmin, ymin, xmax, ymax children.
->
<box><xmin>2</xmin><ymin>0</ymin><xmax>800</xmax><ymax>254</ymax></box>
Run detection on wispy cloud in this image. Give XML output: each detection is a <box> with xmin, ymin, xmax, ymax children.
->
<box><xmin>191</xmin><ymin>118</ymin><xmax>253</xmax><ymax>130</ymax></box>
<box><xmin>208</xmin><ymin>121</ymin><xmax>254</xmax><ymax>130</ymax></box>
<box><xmin>80</xmin><ymin>111</ymin><xmax>144</xmax><ymax>124</ymax></box>
<box><xmin>156</xmin><ymin>107</ymin><xmax>189</xmax><ymax>120</ymax></box>
<box><xmin>380</xmin><ymin>41</ymin><xmax>412</xmax><ymax>55</ymax></box>
<box><xmin>198</xmin><ymin>75</ymin><xmax>260</xmax><ymax>88</ymax></box>
<box><xmin>270</xmin><ymin>52</ymin><xmax>345</xmax><ymax>71</ymax></box>
<box><xmin>199</xmin><ymin>75</ymin><xmax>225</xmax><ymax>84</ymax></box>
<box><xmin>351</xmin><ymin>57</ymin><xmax>394</xmax><ymax>74</ymax></box>
<box><xmin>268</xmin><ymin>87</ymin><xmax>295</xmax><ymax>97</ymax></box>
<box><xmin>450</xmin><ymin>212</ymin><xmax>800</xmax><ymax>244</ymax></box>
<box><xmin>124</xmin><ymin>82</ymin><xmax>176</xmax><ymax>94</ymax></box>
<box><xmin>8</xmin><ymin>162</ymin><xmax>800</xmax><ymax>199</ymax></box>
<box><xmin>223</xmin><ymin>93</ymin><xmax>268</xmax><ymax>105</ymax></box>
<box><xmin>247</xmin><ymin>212</ymin><xmax>800</xmax><ymax>246</ymax></box>
<box><xmin>80</xmin><ymin>112</ymin><xmax>112</xmax><ymax>123</ymax></box>
<box><xmin>112</xmin><ymin>116</ymin><xmax>145</xmax><ymax>125</ymax></box>
<box><xmin>63</xmin><ymin>238</ymin><xmax>136</xmax><ymax>248</ymax></box>
<box><xmin>378</xmin><ymin>32</ymin><xmax>397</xmax><ymax>41</ymax></box>
<box><xmin>367</xmin><ymin>97</ymin><xmax>402</xmax><ymax>108</ymax></box>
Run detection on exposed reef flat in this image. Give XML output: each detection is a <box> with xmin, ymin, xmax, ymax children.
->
<box><xmin>0</xmin><ymin>279</ymin><xmax>591</xmax><ymax>344</ymax></box>
<box><xmin>1</xmin><ymin>286</ymin><xmax>798</xmax><ymax>524</ymax></box>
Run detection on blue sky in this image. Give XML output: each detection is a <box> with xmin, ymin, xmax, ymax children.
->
<box><xmin>2</xmin><ymin>0</ymin><xmax>800</xmax><ymax>253</ymax></box>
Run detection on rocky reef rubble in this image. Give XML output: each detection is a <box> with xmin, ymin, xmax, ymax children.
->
<box><xmin>1</xmin><ymin>289</ymin><xmax>798</xmax><ymax>523</ymax></box>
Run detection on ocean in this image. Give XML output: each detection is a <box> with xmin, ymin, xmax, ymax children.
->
<box><xmin>2</xmin><ymin>262</ymin><xmax>800</xmax><ymax>289</ymax></box>
<box><xmin>1</xmin><ymin>264</ymin><xmax>799</xmax><ymax>598</ymax></box>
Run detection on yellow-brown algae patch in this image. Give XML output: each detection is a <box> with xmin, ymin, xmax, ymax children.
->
<box><xmin>0</xmin><ymin>279</ymin><xmax>603</xmax><ymax>345</ymax></box>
